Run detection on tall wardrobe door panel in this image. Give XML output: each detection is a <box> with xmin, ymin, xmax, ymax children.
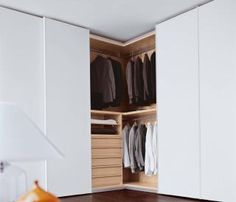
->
<box><xmin>156</xmin><ymin>9</ymin><xmax>200</xmax><ymax>198</ymax></box>
<box><xmin>199</xmin><ymin>0</ymin><xmax>236</xmax><ymax>201</ymax></box>
<box><xmin>0</xmin><ymin>7</ymin><xmax>46</xmax><ymax>189</ymax></box>
<box><xmin>44</xmin><ymin>18</ymin><xmax>91</xmax><ymax>197</ymax></box>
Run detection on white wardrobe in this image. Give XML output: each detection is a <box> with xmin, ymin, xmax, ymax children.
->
<box><xmin>0</xmin><ymin>7</ymin><xmax>46</xmax><ymax>188</ymax></box>
<box><xmin>0</xmin><ymin>7</ymin><xmax>91</xmax><ymax>197</ymax></box>
<box><xmin>199</xmin><ymin>0</ymin><xmax>236</xmax><ymax>201</ymax></box>
<box><xmin>1</xmin><ymin>0</ymin><xmax>236</xmax><ymax>201</ymax></box>
<box><xmin>44</xmin><ymin>18</ymin><xmax>91</xmax><ymax>196</ymax></box>
<box><xmin>156</xmin><ymin>8</ymin><xmax>200</xmax><ymax>199</ymax></box>
<box><xmin>157</xmin><ymin>0</ymin><xmax>236</xmax><ymax>201</ymax></box>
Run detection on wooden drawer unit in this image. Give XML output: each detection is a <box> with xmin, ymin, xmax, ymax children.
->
<box><xmin>91</xmin><ymin>111</ymin><xmax>123</xmax><ymax>189</ymax></box>
<box><xmin>92</xmin><ymin>136</ymin><xmax>122</xmax><ymax>148</ymax></box>
<box><xmin>93</xmin><ymin>166</ymin><xmax>122</xmax><ymax>178</ymax></box>
<box><xmin>92</xmin><ymin>158</ymin><xmax>122</xmax><ymax>168</ymax></box>
<box><xmin>92</xmin><ymin>176</ymin><xmax>122</xmax><ymax>188</ymax></box>
<box><xmin>92</xmin><ymin>148</ymin><xmax>122</xmax><ymax>158</ymax></box>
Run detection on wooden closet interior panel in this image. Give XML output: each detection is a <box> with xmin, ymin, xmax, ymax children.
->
<box><xmin>90</xmin><ymin>34</ymin><xmax>157</xmax><ymax>193</ymax></box>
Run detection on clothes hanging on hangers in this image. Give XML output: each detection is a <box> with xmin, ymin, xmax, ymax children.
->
<box><xmin>91</xmin><ymin>55</ymin><xmax>123</xmax><ymax>109</ymax></box>
<box><xmin>133</xmin><ymin>57</ymin><xmax>144</xmax><ymax>104</ymax></box>
<box><xmin>91</xmin><ymin>55</ymin><xmax>115</xmax><ymax>109</ymax></box>
<box><xmin>109</xmin><ymin>58</ymin><xmax>123</xmax><ymax>107</ymax></box>
<box><xmin>123</xmin><ymin>124</ymin><xmax>131</xmax><ymax>168</ymax></box>
<box><xmin>123</xmin><ymin>121</ymin><xmax>157</xmax><ymax>176</ymax></box>
<box><xmin>134</xmin><ymin>124</ymin><xmax>146</xmax><ymax>170</ymax></box>
<box><xmin>143</xmin><ymin>54</ymin><xmax>152</xmax><ymax>103</ymax></box>
<box><xmin>145</xmin><ymin>123</ymin><xmax>155</xmax><ymax>176</ymax></box>
<box><xmin>150</xmin><ymin>51</ymin><xmax>156</xmax><ymax>102</ymax></box>
<box><xmin>126</xmin><ymin>60</ymin><xmax>135</xmax><ymax>104</ymax></box>
<box><xmin>129</xmin><ymin>122</ymin><xmax>138</xmax><ymax>173</ymax></box>
<box><xmin>152</xmin><ymin>122</ymin><xmax>158</xmax><ymax>175</ymax></box>
<box><xmin>126</xmin><ymin>52</ymin><xmax>156</xmax><ymax>105</ymax></box>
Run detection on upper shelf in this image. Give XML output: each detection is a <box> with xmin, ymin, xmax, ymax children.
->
<box><xmin>122</xmin><ymin>108</ymin><xmax>156</xmax><ymax>116</ymax></box>
<box><xmin>91</xmin><ymin>110</ymin><xmax>122</xmax><ymax>116</ymax></box>
<box><xmin>91</xmin><ymin>108</ymin><xmax>157</xmax><ymax>116</ymax></box>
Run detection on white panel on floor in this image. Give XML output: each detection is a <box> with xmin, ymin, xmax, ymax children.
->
<box><xmin>156</xmin><ymin>8</ymin><xmax>200</xmax><ymax>198</ymax></box>
<box><xmin>199</xmin><ymin>0</ymin><xmax>236</xmax><ymax>201</ymax></box>
<box><xmin>0</xmin><ymin>7</ymin><xmax>46</xmax><ymax>189</ymax></box>
<box><xmin>44</xmin><ymin>18</ymin><xmax>91</xmax><ymax>197</ymax></box>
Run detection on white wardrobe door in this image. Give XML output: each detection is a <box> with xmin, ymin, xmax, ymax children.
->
<box><xmin>0</xmin><ymin>7</ymin><xmax>46</xmax><ymax>189</ymax></box>
<box><xmin>156</xmin><ymin>9</ymin><xmax>200</xmax><ymax>198</ymax></box>
<box><xmin>199</xmin><ymin>0</ymin><xmax>236</xmax><ymax>201</ymax></box>
<box><xmin>44</xmin><ymin>18</ymin><xmax>91</xmax><ymax>197</ymax></box>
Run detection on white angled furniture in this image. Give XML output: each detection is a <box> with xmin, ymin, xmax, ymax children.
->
<box><xmin>44</xmin><ymin>18</ymin><xmax>91</xmax><ymax>197</ymax></box>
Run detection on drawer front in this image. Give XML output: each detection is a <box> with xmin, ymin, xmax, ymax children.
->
<box><xmin>92</xmin><ymin>167</ymin><xmax>122</xmax><ymax>178</ymax></box>
<box><xmin>92</xmin><ymin>148</ymin><xmax>122</xmax><ymax>158</ymax></box>
<box><xmin>92</xmin><ymin>138</ymin><xmax>122</xmax><ymax>148</ymax></box>
<box><xmin>92</xmin><ymin>158</ymin><xmax>122</xmax><ymax>168</ymax></box>
<box><xmin>92</xmin><ymin>176</ymin><xmax>122</xmax><ymax>188</ymax></box>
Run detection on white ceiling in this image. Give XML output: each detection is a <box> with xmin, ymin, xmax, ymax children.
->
<box><xmin>0</xmin><ymin>0</ymin><xmax>210</xmax><ymax>42</ymax></box>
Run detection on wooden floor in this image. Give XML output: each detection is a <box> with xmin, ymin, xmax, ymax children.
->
<box><xmin>61</xmin><ymin>190</ymin><xmax>206</xmax><ymax>202</ymax></box>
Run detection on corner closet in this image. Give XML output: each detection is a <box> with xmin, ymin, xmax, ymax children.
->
<box><xmin>1</xmin><ymin>0</ymin><xmax>235</xmax><ymax>201</ymax></box>
<box><xmin>90</xmin><ymin>34</ymin><xmax>158</xmax><ymax>193</ymax></box>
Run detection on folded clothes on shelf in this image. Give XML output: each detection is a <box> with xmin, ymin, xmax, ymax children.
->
<box><xmin>91</xmin><ymin>127</ymin><xmax>117</xmax><ymax>134</ymax></box>
<box><xmin>91</xmin><ymin>118</ymin><xmax>117</xmax><ymax>125</ymax></box>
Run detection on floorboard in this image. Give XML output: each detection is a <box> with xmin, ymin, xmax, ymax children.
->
<box><xmin>60</xmin><ymin>190</ymin><xmax>206</xmax><ymax>202</ymax></box>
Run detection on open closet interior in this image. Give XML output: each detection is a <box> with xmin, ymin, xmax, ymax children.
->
<box><xmin>90</xmin><ymin>33</ymin><xmax>157</xmax><ymax>192</ymax></box>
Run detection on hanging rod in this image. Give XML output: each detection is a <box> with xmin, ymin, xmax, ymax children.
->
<box><xmin>123</xmin><ymin>117</ymin><xmax>157</xmax><ymax>125</ymax></box>
<box><xmin>91</xmin><ymin>45</ymin><xmax>155</xmax><ymax>59</ymax></box>
<box><xmin>124</xmin><ymin>46</ymin><xmax>156</xmax><ymax>59</ymax></box>
<box><xmin>90</xmin><ymin>48</ymin><xmax>122</xmax><ymax>58</ymax></box>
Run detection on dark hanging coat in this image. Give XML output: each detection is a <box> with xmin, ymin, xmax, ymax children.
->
<box><xmin>91</xmin><ymin>55</ymin><xmax>116</xmax><ymax>109</ymax></box>
<box><xmin>126</xmin><ymin>60</ymin><xmax>135</xmax><ymax>104</ymax></box>
<box><xmin>150</xmin><ymin>52</ymin><xmax>156</xmax><ymax>103</ymax></box>
<box><xmin>133</xmin><ymin>57</ymin><xmax>144</xmax><ymax>104</ymax></box>
<box><xmin>109</xmin><ymin>58</ymin><xmax>123</xmax><ymax>107</ymax></box>
<box><xmin>143</xmin><ymin>54</ymin><xmax>152</xmax><ymax>103</ymax></box>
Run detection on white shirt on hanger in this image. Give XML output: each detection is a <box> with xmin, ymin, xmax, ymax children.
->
<box><xmin>123</xmin><ymin>124</ymin><xmax>131</xmax><ymax>168</ymax></box>
<box><xmin>152</xmin><ymin>122</ymin><xmax>158</xmax><ymax>175</ymax></box>
<box><xmin>145</xmin><ymin>122</ymin><xmax>155</xmax><ymax>176</ymax></box>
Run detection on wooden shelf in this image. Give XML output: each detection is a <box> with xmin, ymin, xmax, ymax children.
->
<box><xmin>92</xmin><ymin>134</ymin><xmax>121</xmax><ymax>138</ymax></box>
<box><xmin>122</xmin><ymin>108</ymin><xmax>156</xmax><ymax>116</ymax></box>
<box><xmin>92</xmin><ymin>108</ymin><xmax>156</xmax><ymax>117</ymax></box>
<box><xmin>91</xmin><ymin>110</ymin><xmax>122</xmax><ymax>115</ymax></box>
<box><xmin>92</xmin><ymin>122</ymin><xmax>120</xmax><ymax>125</ymax></box>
